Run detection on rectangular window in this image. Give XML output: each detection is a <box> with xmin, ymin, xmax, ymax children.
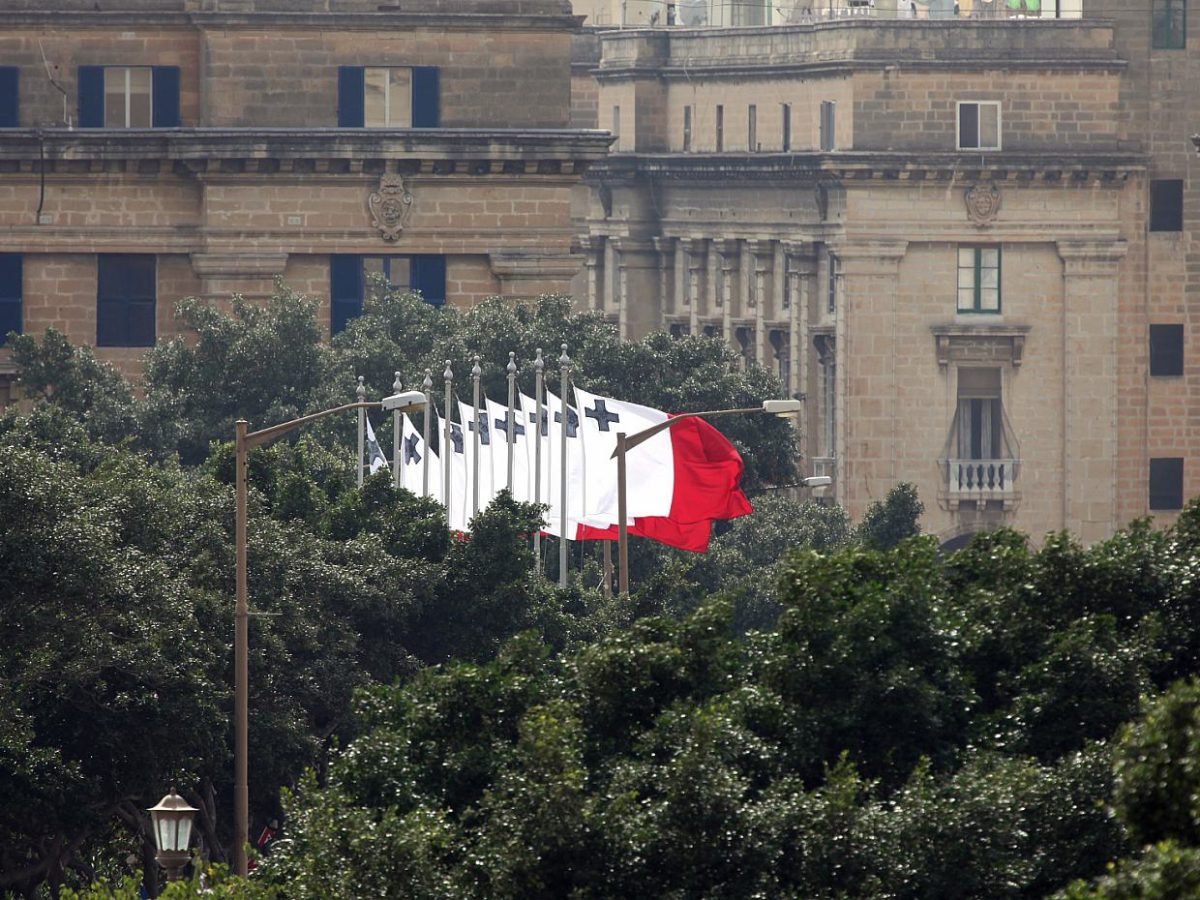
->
<box><xmin>338</xmin><ymin>66</ymin><xmax>439</xmax><ymax>128</ymax></box>
<box><xmin>1150</xmin><ymin>457</ymin><xmax>1184</xmax><ymax>510</ymax></box>
<box><xmin>781</xmin><ymin>103</ymin><xmax>791</xmax><ymax>152</ymax></box>
<box><xmin>1150</xmin><ymin>324</ymin><xmax>1185</xmax><ymax>376</ymax></box>
<box><xmin>78</xmin><ymin>66</ymin><xmax>179</xmax><ymax>128</ymax></box>
<box><xmin>819</xmin><ymin>100</ymin><xmax>836</xmax><ymax>151</ymax></box>
<box><xmin>957</xmin><ymin>246</ymin><xmax>1002</xmax><ymax>313</ymax></box>
<box><xmin>0</xmin><ymin>67</ymin><xmax>18</xmax><ymax>128</ymax></box>
<box><xmin>330</xmin><ymin>254</ymin><xmax>447</xmax><ymax>335</ymax></box>
<box><xmin>1150</xmin><ymin>179</ymin><xmax>1184</xmax><ymax>232</ymax></box>
<box><xmin>0</xmin><ymin>254</ymin><xmax>21</xmax><ymax>345</ymax></box>
<box><xmin>956</xmin><ymin>369</ymin><xmax>1005</xmax><ymax>461</ymax></box>
<box><xmin>957</xmin><ymin>101</ymin><xmax>1001</xmax><ymax>150</ymax></box>
<box><xmin>715</xmin><ymin>105</ymin><xmax>724</xmax><ymax>152</ymax></box>
<box><xmin>827</xmin><ymin>253</ymin><xmax>838</xmax><ymax>314</ymax></box>
<box><xmin>683</xmin><ymin>105</ymin><xmax>692</xmax><ymax>151</ymax></box>
<box><xmin>612</xmin><ymin>105</ymin><xmax>621</xmax><ymax>147</ymax></box>
<box><xmin>1153</xmin><ymin>0</ymin><xmax>1187</xmax><ymax>48</ymax></box>
<box><xmin>97</xmin><ymin>255</ymin><xmax>156</xmax><ymax>347</ymax></box>
<box><xmin>747</xmin><ymin>104</ymin><xmax>757</xmax><ymax>151</ymax></box>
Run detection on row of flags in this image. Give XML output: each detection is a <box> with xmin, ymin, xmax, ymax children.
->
<box><xmin>361</xmin><ymin>384</ymin><xmax>753</xmax><ymax>554</ymax></box>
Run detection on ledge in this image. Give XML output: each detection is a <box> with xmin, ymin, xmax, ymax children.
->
<box><xmin>931</xmin><ymin>323</ymin><xmax>1032</xmax><ymax>367</ymax></box>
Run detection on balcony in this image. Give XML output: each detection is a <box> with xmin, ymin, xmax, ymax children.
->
<box><xmin>946</xmin><ymin>457</ymin><xmax>1018</xmax><ymax>501</ymax></box>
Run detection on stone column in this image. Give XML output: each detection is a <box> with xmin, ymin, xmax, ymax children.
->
<box><xmin>580</xmin><ymin>236</ymin><xmax>603</xmax><ymax>313</ymax></box>
<box><xmin>653</xmin><ymin>237</ymin><xmax>674</xmax><ymax>322</ymax></box>
<box><xmin>1057</xmin><ymin>239</ymin><xmax>1127</xmax><ymax>543</ymax></box>
<box><xmin>719</xmin><ymin>239</ymin><xmax>738</xmax><ymax>343</ymax></box>
<box><xmin>686</xmin><ymin>238</ymin><xmax>704</xmax><ymax>335</ymax></box>
<box><xmin>832</xmin><ymin>240</ymin><xmax>909</xmax><ymax>519</ymax></box>
<box><xmin>784</xmin><ymin>241</ymin><xmax>813</xmax><ymax>448</ymax></box>
<box><xmin>751</xmin><ymin>240</ymin><xmax>772</xmax><ymax>367</ymax></box>
<box><xmin>706</xmin><ymin>239</ymin><xmax>719</xmax><ymax>331</ymax></box>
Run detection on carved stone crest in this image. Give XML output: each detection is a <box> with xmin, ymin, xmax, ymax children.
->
<box><xmin>964</xmin><ymin>183</ymin><xmax>1001</xmax><ymax>228</ymax></box>
<box><xmin>368</xmin><ymin>173</ymin><xmax>414</xmax><ymax>242</ymax></box>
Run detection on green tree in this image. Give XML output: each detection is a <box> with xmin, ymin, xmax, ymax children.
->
<box><xmin>856</xmin><ymin>481</ymin><xmax>923</xmax><ymax>550</ymax></box>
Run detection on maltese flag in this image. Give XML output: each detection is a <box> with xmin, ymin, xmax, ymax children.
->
<box><xmin>572</xmin><ymin>387</ymin><xmax>753</xmax><ymax>552</ymax></box>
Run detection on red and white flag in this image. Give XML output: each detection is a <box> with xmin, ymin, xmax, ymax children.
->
<box><xmin>571</xmin><ymin>388</ymin><xmax>753</xmax><ymax>553</ymax></box>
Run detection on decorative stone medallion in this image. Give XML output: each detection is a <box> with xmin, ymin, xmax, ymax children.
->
<box><xmin>964</xmin><ymin>183</ymin><xmax>1001</xmax><ymax>228</ymax></box>
<box><xmin>368</xmin><ymin>173</ymin><xmax>414</xmax><ymax>242</ymax></box>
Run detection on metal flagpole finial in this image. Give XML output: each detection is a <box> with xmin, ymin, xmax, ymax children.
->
<box><xmin>444</xmin><ymin>360</ymin><xmax>453</xmax><ymax>383</ymax></box>
<box><xmin>472</xmin><ymin>355</ymin><xmax>482</xmax><ymax>378</ymax></box>
<box><xmin>507</xmin><ymin>351</ymin><xmax>517</xmax><ymax>376</ymax></box>
<box><xmin>393</xmin><ymin>371</ymin><xmax>403</xmax><ymax>393</ymax></box>
<box><xmin>356</xmin><ymin>374</ymin><xmax>366</xmax><ymax>401</ymax></box>
<box><xmin>535</xmin><ymin>347</ymin><xmax>544</xmax><ymax>371</ymax></box>
<box><xmin>423</xmin><ymin>370</ymin><xmax>433</xmax><ymax>392</ymax></box>
<box><xmin>559</xmin><ymin>343</ymin><xmax>570</xmax><ymax>366</ymax></box>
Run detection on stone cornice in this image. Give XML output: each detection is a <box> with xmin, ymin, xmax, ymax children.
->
<box><xmin>593</xmin><ymin>150</ymin><xmax>1143</xmax><ymax>183</ymax></box>
<box><xmin>0</xmin><ymin>128</ymin><xmax>614</xmax><ymax>170</ymax></box>
<box><xmin>0</xmin><ymin>10</ymin><xmax>581</xmax><ymax>31</ymax></box>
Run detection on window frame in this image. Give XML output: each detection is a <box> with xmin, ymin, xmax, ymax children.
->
<box><xmin>1149</xmin><ymin>457</ymin><xmax>1185</xmax><ymax>511</ymax></box>
<box><xmin>338</xmin><ymin>65</ymin><xmax>439</xmax><ymax>129</ymax></box>
<box><xmin>78</xmin><ymin>65</ymin><xmax>179</xmax><ymax>129</ymax></box>
<box><xmin>96</xmin><ymin>254</ymin><xmax>157</xmax><ymax>348</ymax></box>
<box><xmin>1150</xmin><ymin>179</ymin><xmax>1184</xmax><ymax>232</ymax></box>
<box><xmin>715</xmin><ymin>104</ymin><xmax>724</xmax><ymax>152</ymax></box>
<box><xmin>683</xmin><ymin>105</ymin><xmax>692</xmax><ymax>152</ymax></box>
<box><xmin>781</xmin><ymin>102</ymin><xmax>791</xmax><ymax>152</ymax></box>
<box><xmin>0</xmin><ymin>67</ymin><xmax>18</xmax><ymax>128</ymax></box>
<box><xmin>956</xmin><ymin>245</ymin><xmax>1002</xmax><ymax>315</ymax></box>
<box><xmin>1150</xmin><ymin>323</ymin><xmax>1185</xmax><ymax>377</ymax></box>
<box><xmin>0</xmin><ymin>253</ymin><xmax>21</xmax><ymax>345</ymax></box>
<box><xmin>1153</xmin><ymin>0</ymin><xmax>1187</xmax><ymax>48</ymax></box>
<box><xmin>330</xmin><ymin>253</ymin><xmax>447</xmax><ymax>335</ymax></box>
<box><xmin>956</xmin><ymin>100</ymin><xmax>1002</xmax><ymax>151</ymax></box>
<box><xmin>819</xmin><ymin>100</ymin><xmax>836</xmax><ymax>152</ymax></box>
<box><xmin>747</xmin><ymin>104</ymin><xmax>757</xmax><ymax>151</ymax></box>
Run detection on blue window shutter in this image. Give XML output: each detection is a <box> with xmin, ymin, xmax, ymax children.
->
<box><xmin>412</xmin><ymin>67</ymin><xmax>440</xmax><ymax>128</ymax></box>
<box><xmin>330</xmin><ymin>254</ymin><xmax>364</xmax><ymax>334</ymax></box>
<box><xmin>97</xmin><ymin>255</ymin><xmax>156</xmax><ymax>347</ymax></box>
<box><xmin>0</xmin><ymin>254</ymin><xmax>22</xmax><ymax>345</ymax></box>
<box><xmin>412</xmin><ymin>255</ymin><xmax>446</xmax><ymax>306</ymax></box>
<box><xmin>0</xmin><ymin>68</ymin><xmax>18</xmax><ymax>128</ymax></box>
<box><xmin>78</xmin><ymin>66</ymin><xmax>104</xmax><ymax>128</ymax></box>
<box><xmin>152</xmin><ymin>66</ymin><xmax>181</xmax><ymax>127</ymax></box>
<box><xmin>337</xmin><ymin>66</ymin><xmax>364</xmax><ymax>127</ymax></box>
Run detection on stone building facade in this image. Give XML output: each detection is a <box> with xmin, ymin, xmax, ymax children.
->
<box><xmin>575</xmin><ymin>11</ymin><xmax>1194</xmax><ymax>544</ymax></box>
<box><xmin>0</xmin><ymin>0</ymin><xmax>608</xmax><ymax>393</ymax></box>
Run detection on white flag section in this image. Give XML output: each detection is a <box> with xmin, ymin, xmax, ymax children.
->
<box><xmin>521</xmin><ymin>392</ymin><xmax>551</xmax><ymax>512</ymax></box>
<box><xmin>364</xmin><ymin>417</ymin><xmax>388</xmax><ymax>475</ymax></box>
<box><xmin>542</xmin><ymin>390</ymin><xmax>598</xmax><ymax>536</ymax></box>
<box><xmin>485</xmin><ymin>397</ymin><xmax>531</xmax><ymax>501</ymax></box>
<box><xmin>445</xmin><ymin>417</ymin><xmax>471</xmax><ymax>533</ymax></box>
<box><xmin>574</xmin><ymin>386</ymin><xmax>675</xmax><ymax>523</ymax></box>
<box><xmin>459</xmin><ymin>400</ymin><xmax>497</xmax><ymax>512</ymax></box>
<box><xmin>400</xmin><ymin>414</ymin><xmax>442</xmax><ymax>504</ymax></box>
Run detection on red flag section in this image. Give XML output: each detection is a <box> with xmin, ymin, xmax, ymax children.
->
<box><xmin>575</xmin><ymin>414</ymin><xmax>752</xmax><ymax>553</ymax></box>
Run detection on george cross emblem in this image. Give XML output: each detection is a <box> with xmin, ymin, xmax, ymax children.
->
<box><xmin>528</xmin><ymin>408</ymin><xmax>550</xmax><ymax>437</ymax></box>
<box><xmin>468</xmin><ymin>414</ymin><xmax>491</xmax><ymax>445</ymax></box>
<box><xmin>584</xmin><ymin>399</ymin><xmax>621</xmax><ymax>432</ymax></box>
<box><xmin>554</xmin><ymin>407</ymin><xmax>579</xmax><ymax>438</ymax></box>
<box><xmin>449</xmin><ymin>423</ymin><xmax>464</xmax><ymax>454</ymax></box>
<box><xmin>494</xmin><ymin>412</ymin><xmax>526</xmax><ymax>443</ymax></box>
<box><xmin>404</xmin><ymin>434</ymin><xmax>422</xmax><ymax>465</ymax></box>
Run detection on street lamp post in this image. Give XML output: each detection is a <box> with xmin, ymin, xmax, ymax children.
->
<box><xmin>611</xmin><ymin>399</ymin><xmax>805</xmax><ymax>595</ymax></box>
<box><xmin>232</xmin><ymin>390</ymin><xmax>425</xmax><ymax>876</ymax></box>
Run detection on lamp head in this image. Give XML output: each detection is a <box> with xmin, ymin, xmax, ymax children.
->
<box><xmin>381</xmin><ymin>390</ymin><xmax>427</xmax><ymax>413</ymax></box>
<box><xmin>762</xmin><ymin>399</ymin><xmax>803</xmax><ymax>416</ymax></box>
<box><xmin>801</xmin><ymin>475</ymin><xmax>833</xmax><ymax>488</ymax></box>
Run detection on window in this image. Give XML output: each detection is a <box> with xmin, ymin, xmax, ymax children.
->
<box><xmin>1150</xmin><ymin>324</ymin><xmax>1185</xmax><ymax>376</ymax></box>
<box><xmin>0</xmin><ymin>67</ymin><xmax>17</xmax><ymax>128</ymax></box>
<box><xmin>715</xmin><ymin>105</ymin><xmax>724</xmax><ymax>152</ymax></box>
<box><xmin>683</xmin><ymin>105</ymin><xmax>692</xmax><ymax>152</ymax></box>
<box><xmin>954</xmin><ymin>369</ymin><xmax>1005</xmax><ymax>461</ymax></box>
<box><xmin>338</xmin><ymin>66</ymin><xmax>439</xmax><ymax>128</ymax></box>
<box><xmin>612</xmin><ymin>105</ymin><xmax>621</xmax><ymax>147</ymax></box>
<box><xmin>0</xmin><ymin>254</ymin><xmax>21</xmax><ymax>344</ymax></box>
<box><xmin>957</xmin><ymin>101</ymin><xmax>1001</xmax><ymax>150</ymax></box>
<box><xmin>1150</xmin><ymin>457</ymin><xmax>1184</xmax><ymax>510</ymax></box>
<box><xmin>1153</xmin><ymin>0</ymin><xmax>1186</xmax><ymax>48</ymax></box>
<box><xmin>78</xmin><ymin>66</ymin><xmax>179</xmax><ymax>128</ymax></box>
<box><xmin>97</xmin><ymin>255</ymin><xmax>156</xmax><ymax>347</ymax></box>
<box><xmin>1150</xmin><ymin>179</ymin><xmax>1184</xmax><ymax>232</ymax></box>
<box><xmin>827</xmin><ymin>253</ymin><xmax>838</xmax><ymax>314</ymax></box>
<box><xmin>819</xmin><ymin>100</ymin><xmax>836</xmax><ymax>152</ymax></box>
<box><xmin>781</xmin><ymin>103</ymin><xmax>791</xmax><ymax>152</ymax></box>
<box><xmin>957</xmin><ymin>246</ymin><xmax>1001</xmax><ymax>313</ymax></box>
<box><xmin>747</xmin><ymin>104</ymin><xmax>757</xmax><ymax>151</ymax></box>
<box><xmin>330</xmin><ymin>254</ymin><xmax>447</xmax><ymax>334</ymax></box>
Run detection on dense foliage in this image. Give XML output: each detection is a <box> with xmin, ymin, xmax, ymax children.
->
<box><xmin>3</xmin><ymin>286</ymin><xmax>1200</xmax><ymax>898</ymax></box>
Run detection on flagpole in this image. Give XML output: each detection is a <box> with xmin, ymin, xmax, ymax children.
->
<box><xmin>506</xmin><ymin>351</ymin><xmax>517</xmax><ymax>492</ymax></box>
<box><xmin>533</xmin><ymin>348</ymin><xmax>544</xmax><ymax>569</ymax></box>
<box><xmin>421</xmin><ymin>370</ymin><xmax>433</xmax><ymax>497</ymax></box>
<box><xmin>392</xmin><ymin>371</ymin><xmax>402</xmax><ymax>489</ymax></box>
<box><xmin>471</xmin><ymin>355</ymin><xmax>481</xmax><ymax>518</ymax></box>
<box><xmin>356</xmin><ymin>376</ymin><xmax>366</xmax><ymax>488</ymax></box>
<box><xmin>443</xmin><ymin>361</ymin><xmax>453</xmax><ymax>521</ymax></box>
<box><xmin>558</xmin><ymin>344</ymin><xmax>570</xmax><ymax>587</ymax></box>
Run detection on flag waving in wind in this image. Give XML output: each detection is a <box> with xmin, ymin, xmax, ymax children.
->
<box><xmin>365</xmin><ymin>417</ymin><xmax>388</xmax><ymax>475</ymax></box>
